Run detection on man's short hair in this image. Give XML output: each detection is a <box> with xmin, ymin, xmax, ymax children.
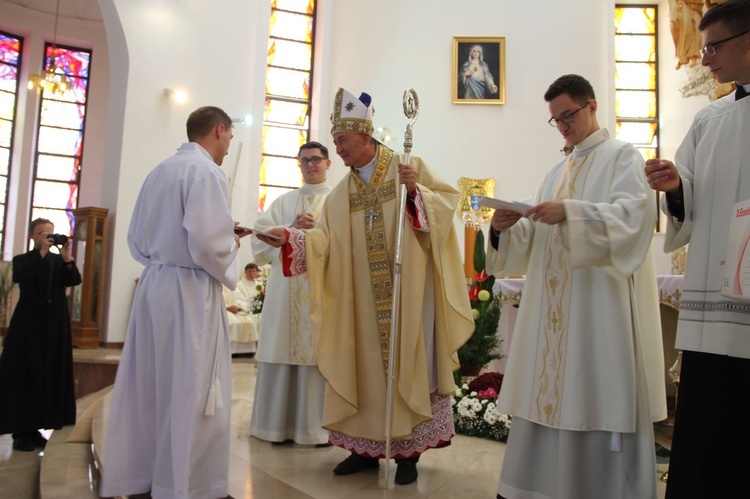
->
<box><xmin>245</xmin><ymin>263</ymin><xmax>258</xmax><ymax>271</ymax></box>
<box><xmin>699</xmin><ymin>0</ymin><xmax>750</xmax><ymax>33</ymax></box>
<box><xmin>299</xmin><ymin>141</ymin><xmax>329</xmax><ymax>159</ymax></box>
<box><xmin>186</xmin><ymin>106</ymin><xmax>232</xmax><ymax>141</ymax></box>
<box><xmin>29</xmin><ymin>218</ymin><xmax>53</xmax><ymax>233</ymax></box>
<box><xmin>544</xmin><ymin>74</ymin><xmax>596</xmax><ymax>104</ymax></box>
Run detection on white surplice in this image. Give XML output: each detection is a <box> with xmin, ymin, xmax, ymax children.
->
<box><xmin>488</xmin><ymin>129</ymin><xmax>666</xmax><ymax>499</ymax></box>
<box><xmin>663</xmin><ymin>93</ymin><xmax>750</xmax><ymax>358</ymax></box>
<box><xmin>249</xmin><ymin>180</ymin><xmax>332</xmax><ymax>444</ymax></box>
<box><xmin>101</xmin><ymin>143</ymin><xmax>238</xmax><ymax>499</ymax></box>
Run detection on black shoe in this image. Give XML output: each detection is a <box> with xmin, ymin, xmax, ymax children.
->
<box><xmin>12</xmin><ymin>434</ymin><xmax>35</xmax><ymax>452</ymax></box>
<box><xmin>332</xmin><ymin>453</ymin><xmax>379</xmax><ymax>475</ymax></box>
<box><xmin>315</xmin><ymin>442</ymin><xmax>332</xmax><ymax>448</ymax></box>
<box><xmin>271</xmin><ymin>439</ymin><xmax>293</xmax><ymax>446</ymax></box>
<box><xmin>32</xmin><ymin>431</ymin><xmax>48</xmax><ymax>448</ymax></box>
<box><xmin>395</xmin><ymin>458</ymin><xmax>419</xmax><ymax>485</ymax></box>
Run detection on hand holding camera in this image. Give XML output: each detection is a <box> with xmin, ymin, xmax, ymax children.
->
<box><xmin>47</xmin><ymin>234</ymin><xmax>68</xmax><ymax>245</ymax></box>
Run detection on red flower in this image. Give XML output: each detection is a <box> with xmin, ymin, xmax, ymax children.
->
<box><xmin>477</xmin><ymin>387</ymin><xmax>498</xmax><ymax>399</ymax></box>
<box><xmin>473</xmin><ymin>270</ymin><xmax>490</xmax><ymax>283</ymax></box>
<box><xmin>468</xmin><ymin>286</ymin><xmax>481</xmax><ymax>301</ymax></box>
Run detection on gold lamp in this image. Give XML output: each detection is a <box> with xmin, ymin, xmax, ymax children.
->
<box><xmin>27</xmin><ymin>0</ymin><xmax>72</xmax><ymax>96</ymax></box>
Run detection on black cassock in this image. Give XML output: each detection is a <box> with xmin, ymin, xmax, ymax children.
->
<box><xmin>0</xmin><ymin>249</ymin><xmax>81</xmax><ymax>434</ymax></box>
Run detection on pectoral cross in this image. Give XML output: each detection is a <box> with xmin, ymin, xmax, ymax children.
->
<box><xmin>365</xmin><ymin>208</ymin><xmax>380</xmax><ymax>230</ymax></box>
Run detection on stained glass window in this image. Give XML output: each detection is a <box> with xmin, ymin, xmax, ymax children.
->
<box><xmin>260</xmin><ymin>0</ymin><xmax>317</xmax><ymax>212</ymax></box>
<box><xmin>615</xmin><ymin>6</ymin><xmax>660</xmax><ymax>229</ymax></box>
<box><xmin>0</xmin><ymin>31</ymin><xmax>23</xmax><ymax>256</ymax></box>
<box><xmin>30</xmin><ymin>43</ymin><xmax>91</xmax><ymax>239</ymax></box>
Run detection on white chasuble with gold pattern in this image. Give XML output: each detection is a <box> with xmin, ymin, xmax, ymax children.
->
<box><xmin>487</xmin><ymin>128</ymin><xmax>667</xmax><ymax>432</ymax></box>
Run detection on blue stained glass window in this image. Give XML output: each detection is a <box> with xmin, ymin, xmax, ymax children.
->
<box><xmin>0</xmin><ymin>31</ymin><xmax>23</xmax><ymax>255</ymax></box>
<box><xmin>30</xmin><ymin>43</ymin><xmax>91</xmax><ymax>241</ymax></box>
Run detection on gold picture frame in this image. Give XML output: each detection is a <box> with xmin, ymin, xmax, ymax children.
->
<box><xmin>453</xmin><ymin>37</ymin><xmax>506</xmax><ymax>105</ymax></box>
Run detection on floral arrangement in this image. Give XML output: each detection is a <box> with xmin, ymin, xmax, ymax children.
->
<box><xmin>250</xmin><ymin>265</ymin><xmax>270</xmax><ymax>315</ymax></box>
<box><xmin>452</xmin><ymin>372</ymin><xmax>511</xmax><ymax>441</ymax></box>
<box><xmin>457</xmin><ymin>229</ymin><xmax>502</xmax><ymax>379</ymax></box>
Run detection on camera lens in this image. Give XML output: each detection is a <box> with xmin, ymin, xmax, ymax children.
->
<box><xmin>50</xmin><ymin>234</ymin><xmax>68</xmax><ymax>245</ymax></box>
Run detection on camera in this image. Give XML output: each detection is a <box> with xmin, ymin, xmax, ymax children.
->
<box><xmin>48</xmin><ymin>234</ymin><xmax>69</xmax><ymax>245</ymax></box>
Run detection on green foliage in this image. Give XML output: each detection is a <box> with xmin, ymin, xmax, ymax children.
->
<box><xmin>456</xmin><ymin>230</ymin><xmax>503</xmax><ymax>382</ymax></box>
<box><xmin>0</xmin><ymin>261</ymin><xmax>15</xmax><ymax>327</ymax></box>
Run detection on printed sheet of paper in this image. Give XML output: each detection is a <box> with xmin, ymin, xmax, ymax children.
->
<box><xmin>721</xmin><ymin>199</ymin><xmax>750</xmax><ymax>302</ymax></box>
<box><xmin>477</xmin><ymin>196</ymin><xmax>532</xmax><ymax>215</ymax></box>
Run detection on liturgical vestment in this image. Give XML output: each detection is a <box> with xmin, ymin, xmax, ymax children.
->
<box><xmin>488</xmin><ymin>129</ymin><xmax>666</xmax><ymax>499</ymax></box>
<box><xmin>662</xmin><ymin>92</ymin><xmax>750</xmax><ymax>357</ymax></box>
<box><xmin>284</xmin><ymin>145</ymin><xmax>474</xmax><ymax>457</ymax></box>
<box><xmin>101</xmin><ymin>143</ymin><xmax>238</xmax><ymax>499</ymax></box>
<box><xmin>249</xmin><ymin>180</ymin><xmax>332</xmax><ymax>444</ymax></box>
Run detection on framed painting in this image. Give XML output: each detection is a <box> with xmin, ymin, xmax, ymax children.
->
<box><xmin>453</xmin><ymin>37</ymin><xmax>506</xmax><ymax>105</ymax></box>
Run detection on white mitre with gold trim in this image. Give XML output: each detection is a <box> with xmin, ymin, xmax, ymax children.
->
<box><xmin>330</xmin><ymin>87</ymin><xmax>374</xmax><ymax>135</ymax></box>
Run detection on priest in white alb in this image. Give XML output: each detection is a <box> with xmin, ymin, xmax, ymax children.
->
<box><xmin>488</xmin><ymin>75</ymin><xmax>666</xmax><ymax>499</ymax></box>
<box><xmin>249</xmin><ymin>141</ymin><xmax>333</xmax><ymax>445</ymax></box>
<box><xmin>256</xmin><ymin>88</ymin><xmax>474</xmax><ymax>485</ymax></box>
<box><xmin>101</xmin><ymin>106</ymin><xmax>247</xmax><ymax>499</ymax></box>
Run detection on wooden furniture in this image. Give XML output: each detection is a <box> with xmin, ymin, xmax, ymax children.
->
<box><xmin>70</xmin><ymin>207</ymin><xmax>109</xmax><ymax>348</ymax></box>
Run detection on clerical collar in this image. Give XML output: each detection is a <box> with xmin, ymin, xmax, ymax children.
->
<box><xmin>736</xmin><ymin>82</ymin><xmax>750</xmax><ymax>100</ymax></box>
<box><xmin>353</xmin><ymin>153</ymin><xmax>378</xmax><ymax>184</ymax></box>
<box><xmin>572</xmin><ymin>128</ymin><xmax>610</xmax><ymax>156</ymax></box>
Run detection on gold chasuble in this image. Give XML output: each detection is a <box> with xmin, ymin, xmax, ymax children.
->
<box><xmin>305</xmin><ymin>145</ymin><xmax>474</xmax><ymax>442</ymax></box>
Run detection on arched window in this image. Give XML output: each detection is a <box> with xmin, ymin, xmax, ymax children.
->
<box><xmin>0</xmin><ymin>31</ymin><xmax>23</xmax><ymax>256</ymax></box>
<box><xmin>259</xmin><ymin>0</ymin><xmax>317</xmax><ymax>212</ymax></box>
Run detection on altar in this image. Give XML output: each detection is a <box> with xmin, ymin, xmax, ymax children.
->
<box><xmin>486</xmin><ymin>275</ymin><xmax>684</xmax><ymax>388</ymax></box>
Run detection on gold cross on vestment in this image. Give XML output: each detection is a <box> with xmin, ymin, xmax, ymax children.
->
<box><xmin>364</xmin><ymin>208</ymin><xmax>380</xmax><ymax>230</ymax></box>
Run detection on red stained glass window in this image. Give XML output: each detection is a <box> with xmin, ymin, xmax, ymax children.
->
<box><xmin>30</xmin><ymin>43</ymin><xmax>92</xmax><ymax>240</ymax></box>
<box><xmin>0</xmin><ymin>30</ymin><xmax>23</xmax><ymax>255</ymax></box>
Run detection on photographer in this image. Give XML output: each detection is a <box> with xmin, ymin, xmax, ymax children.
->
<box><xmin>0</xmin><ymin>218</ymin><xmax>81</xmax><ymax>451</ymax></box>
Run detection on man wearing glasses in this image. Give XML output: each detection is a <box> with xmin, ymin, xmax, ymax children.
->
<box><xmin>645</xmin><ymin>1</ymin><xmax>750</xmax><ymax>498</ymax></box>
<box><xmin>249</xmin><ymin>141</ymin><xmax>333</xmax><ymax>446</ymax></box>
<box><xmin>488</xmin><ymin>74</ymin><xmax>666</xmax><ymax>499</ymax></box>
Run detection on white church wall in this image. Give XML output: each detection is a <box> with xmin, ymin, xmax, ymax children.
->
<box><xmin>318</xmin><ymin>0</ymin><xmax>616</xmax><ymax>260</ymax></box>
<box><xmin>101</xmin><ymin>0</ymin><xmax>265</xmax><ymax>342</ymax></box>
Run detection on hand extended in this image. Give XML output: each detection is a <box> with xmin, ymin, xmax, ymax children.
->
<box><xmin>291</xmin><ymin>211</ymin><xmax>316</xmax><ymax>230</ymax></box>
<box><xmin>525</xmin><ymin>200</ymin><xmax>566</xmax><ymax>225</ymax></box>
<box><xmin>491</xmin><ymin>209</ymin><xmax>523</xmax><ymax>231</ymax></box>
<box><xmin>257</xmin><ymin>227</ymin><xmax>288</xmax><ymax>247</ymax></box>
<box><xmin>226</xmin><ymin>305</ymin><xmax>241</xmax><ymax>314</ymax></box>
<box><xmin>644</xmin><ymin>158</ymin><xmax>681</xmax><ymax>194</ymax></box>
<box><xmin>398</xmin><ymin>162</ymin><xmax>418</xmax><ymax>196</ymax></box>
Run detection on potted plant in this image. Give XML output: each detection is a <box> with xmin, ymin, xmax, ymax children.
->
<box><xmin>455</xmin><ymin>230</ymin><xmax>502</xmax><ymax>383</ymax></box>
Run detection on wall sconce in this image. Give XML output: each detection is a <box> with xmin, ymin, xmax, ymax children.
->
<box><xmin>232</xmin><ymin>114</ymin><xmax>253</xmax><ymax>126</ymax></box>
<box><xmin>163</xmin><ymin>88</ymin><xmax>188</xmax><ymax>104</ymax></box>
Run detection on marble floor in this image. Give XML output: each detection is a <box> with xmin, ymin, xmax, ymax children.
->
<box><xmin>0</xmin><ymin>357</ymin><xmax>669</xmax><ymax>498</ymax></box>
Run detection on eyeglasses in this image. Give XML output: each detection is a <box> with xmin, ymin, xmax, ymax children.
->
<box><xmin>548</xmin><ymin>101</ymin><xmax>591</xmax><ymax>127</ymax></box>
<box><xmin>700</xmin><ymin>29</ymin><xmax>750</xmax><ymax>57</ymax></box>
<box><xmin>298</xmin><ymin>156</ymin><xmax>327</xmax><ymax>166</ymax></box>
